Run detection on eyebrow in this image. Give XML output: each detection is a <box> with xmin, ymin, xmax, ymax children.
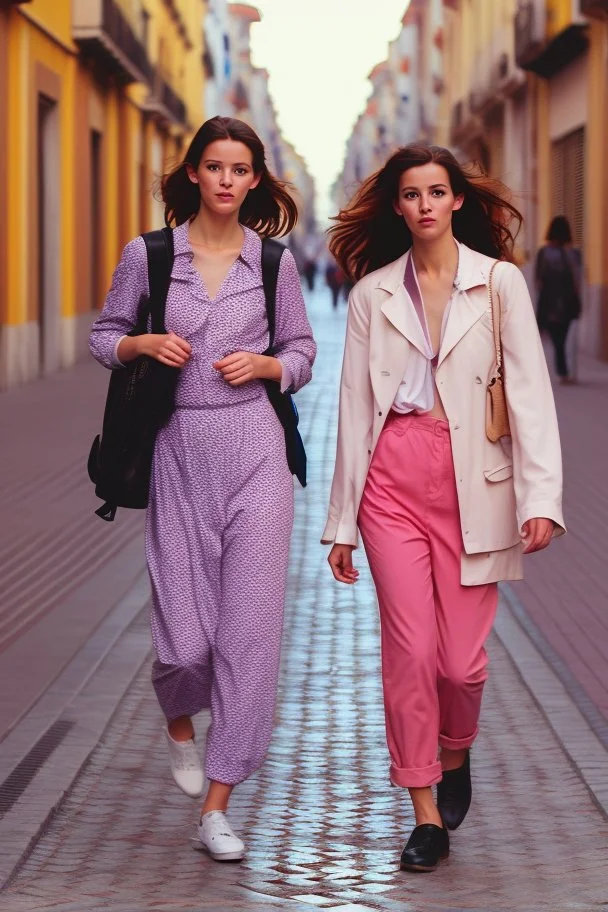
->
<box><xmin>401</xmin><ymin>183</ymin><xmax>449</xmax><ymax>191</ymax></box>
<box><xmin>203</xmin><ymin>159</ymin><xmax>251</xmax><ymax>166</ymax></box>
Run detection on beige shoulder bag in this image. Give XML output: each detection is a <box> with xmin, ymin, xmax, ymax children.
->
<box><xmin>486</xmin><ymin>261</ymin><xmax>511</xmax><ymax>442</ymax></box>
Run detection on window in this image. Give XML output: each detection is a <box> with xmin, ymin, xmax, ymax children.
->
<box><xmin>551</xmin><ymin>127</ymin><xmax>585</xmax><ymax>247</ymax></box>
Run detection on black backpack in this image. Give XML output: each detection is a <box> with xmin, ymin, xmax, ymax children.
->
<box><xmin>88</xmin><ymin>231</ymin><xmax>306</xmax><ymax>521</ymax></box>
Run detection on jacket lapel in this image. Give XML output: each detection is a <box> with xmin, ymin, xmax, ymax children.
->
<box><xmin>377</xmin><ymin>251</ymin><xmax>428</xmax><ymax>355</ymax></box>
<box><xmin>436</xmin><ymin>243</ymin><xmax>494</xmax><ymax>367</ymax></box>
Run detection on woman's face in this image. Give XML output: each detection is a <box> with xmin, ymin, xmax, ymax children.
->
<box><xmin>393</xmin><ymin>162</ymin><xmax>464</xmax><ymax>242</ymax></box>
<box><xmin>186</xmin><ymin>139</ymin><xmax>261</xmax><ymax>216</ymax></box>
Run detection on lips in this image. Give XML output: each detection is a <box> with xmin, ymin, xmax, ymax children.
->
<box><xmin>419</xmin><ymin>218</ymin><xmax>435</xmax><ymax>226</ymax></box>
<box><xmin>216</xmin><ymin>193</ymin><xmax>234</xmax><ymax>200</ymax></box>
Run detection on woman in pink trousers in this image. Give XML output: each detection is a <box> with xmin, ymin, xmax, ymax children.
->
<box><xmin>322</xmin><ymin>145</ymin><xmax>565</xmax><ymax>872</ymax></box>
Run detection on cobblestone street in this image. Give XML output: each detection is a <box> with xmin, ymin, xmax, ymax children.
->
<box><xmin>1</xmin><ymin>288</ymin><xmax>608</xmax><ymax>911</ymax></box>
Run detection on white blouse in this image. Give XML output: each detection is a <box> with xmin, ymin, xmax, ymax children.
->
<box><xmin>392</xmin><ymin>253</ymin><xmax>453</xmax><ymax>414</ymax></box>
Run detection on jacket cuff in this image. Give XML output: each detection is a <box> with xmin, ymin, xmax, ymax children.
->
<box><xmin>111</xmin><ymin>335</ymin><xmax>127</xmax><ymax>368</ymax></box>
<box><xmin>321</xmin><ymin>516</ymin><xmax>360</xmax><ymax>548</ymax></box>
<box><xmin>517</xmin><ymin>502</ymin><xmax>566</xmax><ymax>537</ymax></box>
<box><xmin>278</xmin><ymin>358</ymin><xmax>295</xmax><ymax>394</ymax></box>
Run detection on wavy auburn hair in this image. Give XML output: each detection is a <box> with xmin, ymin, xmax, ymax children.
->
<box><xmin>161</xmin><ymin>116</ymin><xmax>298</xmax><ymax>237</ymax></box>
<box><xmin>328</xmin><ymin>144</ymin><xmax>523</xmax><ymax>282</ymax></box>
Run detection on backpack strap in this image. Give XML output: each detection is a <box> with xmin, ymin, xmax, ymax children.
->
<box><xmin>142</xmin><ymin>227</ymin><xmax>175</xmax><ymax>332</ymax></box>
<box><xmin>261</xmin><ymin>237</ymin><xmax>285</xmax><ymax>348</ymax></box>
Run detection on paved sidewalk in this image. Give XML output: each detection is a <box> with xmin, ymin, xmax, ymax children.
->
<box><xmin>0</xmin><ymin>359</ymin><xmax>147</xmax><ymax>739</ymax></box>
<box><xmin>508</xmin><ymin>345</ymin><xmax>608</xmax><ymax>738</ymax></box>
<box><xmin>1</xmin><ymin>289</ymin><xmax>607</xmax><ymax>911</ymax></box>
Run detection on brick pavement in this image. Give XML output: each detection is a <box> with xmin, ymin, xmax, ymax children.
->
<box><xmin>507</xmin><ymin>347</ymin><xmax>608</xmax><ymax>731</ymax></box>
<box><xmin>2</xmin><ymin>289</ymin><xmax>608</xmax><ymax>911</ymax></box>
<box><xmin>0</xmin><ymin>360</ymin><xmax>147</xmax><ymax>739</ymax></box>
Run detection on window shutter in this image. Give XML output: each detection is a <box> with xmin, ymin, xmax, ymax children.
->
<box><xmin>551</xmin><ymin>127</ymin><xmax>585</xmax><ymax>247</ymax></box>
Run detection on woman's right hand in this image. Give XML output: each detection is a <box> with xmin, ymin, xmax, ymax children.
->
<box><xmin>119</xmin><ymin>332</ymin><xmax>192</xmax><ymax>367</ymax></box>
<box><xmin>328</xmin><ymin>544</ymin><xmax>359</xmax><ymax>584</ymax></box>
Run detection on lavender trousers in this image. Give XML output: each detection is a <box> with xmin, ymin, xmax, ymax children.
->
<box><xmin>358</xmin><ymin>412</ymin><xmax>498</xmax><ymax>789</ymax></box>
<box><xmin>148</xmin><ymin>396</ymin><xmax>294</xmax><ymax>785</ymax></box>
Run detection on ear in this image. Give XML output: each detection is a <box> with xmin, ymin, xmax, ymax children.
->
<box><xmin>185</xmin><ymin>163</ymin><xmax>198</xmax><ymax>184</ymax></box>
<box><xmin>452</xmin><ymin>193</ymin><xmax>465</xmax><ymax>212</ymax></box>
<box><xmin>392</xmin><ymin>199</ymin><xmax>403</xmax><ymax>217</ymax></box>
<box><xmin>249</xmin><ymin>173</ymin><xmax>262</xmax><ymax>191</ymax></box>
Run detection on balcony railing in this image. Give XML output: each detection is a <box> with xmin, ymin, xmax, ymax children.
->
<box><xmin>142</xmin><ymin>74</ymin><xmax>187</xmax><ymax>128</ymax></box>
<box><xmin>72</xmin><ymin>0</ymin><xmax>153</xmax><ymax>86</ymax></box>
<box><xmin>515</xmin><ymin>0</ymin><xmax>588</xmax><ymax>78</ymax></box>
<box><xmin>580</xmin><ymin>0</ymin><xmax>608</xmax><ymax>17</ymax></box>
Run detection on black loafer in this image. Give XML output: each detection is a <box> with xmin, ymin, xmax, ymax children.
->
<box><xmin>437</xmin><ymin>750</ymin><xmax>471</xmax><ymax>831</ymax></box>
<box><xmin>400</xmin><ymin>824</ymin><xmax>449</xmax><ymax>872</ymax></box>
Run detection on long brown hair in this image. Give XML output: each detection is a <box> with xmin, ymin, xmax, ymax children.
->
<box><xmin>161</xmin><ymin>116</ymin><xmax>298</xmax><ymax>237</ymax></box>
<box><xmin>328</xmin><ymin>144</ymin><xmax>523</xmax><ymax>281</ymax></box>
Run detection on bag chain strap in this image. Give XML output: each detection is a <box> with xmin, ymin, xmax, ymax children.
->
<box><xmin>488</xmin><ymin>261</ymin><xmax>503</xmax><ymax>378</ymax></box>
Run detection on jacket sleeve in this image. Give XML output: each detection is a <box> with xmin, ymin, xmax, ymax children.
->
<box><xmin>498</xmin><ymin>262</ymin><xmax>566</xmax><ymax>536</ymax></box>
<box><xmin>89</xmin><ymin>236</ymin><xmax>149</xmax><ymax>370</ymax></box>
<box><xmin>321</xmin><ymin>284</ymin><xmax>373</xmax><ymax>547</ymax></box>
<box><xmin>272</xmin><ymin>248</ymin><xmax>316</xmax><ymax>393</ymax></box>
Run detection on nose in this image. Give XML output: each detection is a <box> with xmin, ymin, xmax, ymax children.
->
<box><xmin>220</xmin><ymin>170</ymin><xmax>233</xmax><ymax>187</ymax></box>
<box><xmin>419</xmin><ymin>196</ymin><xmax>432</xmax><ymax>213</ymax></box>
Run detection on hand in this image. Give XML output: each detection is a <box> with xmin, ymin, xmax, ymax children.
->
<box><xmin>213</xmin><ymin>352</ymin><xmax>280</xmax><ymax>386</ymax></box>
<box><xmin>139</xmin><ymin>332</ymin><xmax>192</xmax><ymax>367</ymax></box>
<box><xmin>521</xmin><ymin>517</ymin><xmax>554</xmax><ymax>554</ymax></box>
<box><xmin>328</xmin><ymin>544</ymin><xmax>359</xmax><ymax>584</ymax></box>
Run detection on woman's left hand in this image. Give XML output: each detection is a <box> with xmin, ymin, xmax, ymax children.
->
<box><xmin>521</xmin><ymin>517</ymin><xmax>554</xmax><ymax>553</ymax></box>
<box><xmin>213</xmin><ymin>352</ymin><xmax>281</xmax><ymax>386</ymax></box>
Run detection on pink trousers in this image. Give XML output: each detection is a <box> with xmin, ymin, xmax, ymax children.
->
<box><xmin>358</xmin><ymin>412</ymin><xmax>497</xmax><ymax>788</ymax></box>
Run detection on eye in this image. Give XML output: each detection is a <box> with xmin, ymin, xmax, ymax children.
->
<box><xmin>234</xmin><ymin>167</ymin><xmax>248</xmax><ymax>176</ymax></box>
<box><xmin>432</xmin><ymin>189</ymin><xmax>446</xmax><ymax>197</ymax></box>
<box><xmin>404</xmin><ymin>191</ymin><xmax>418</xmax><ymax>200</ymax></box>
<box><xmin>207</xmin><ymin>164</ymin><xmax>220</xmax><ymax>172</ymax></box>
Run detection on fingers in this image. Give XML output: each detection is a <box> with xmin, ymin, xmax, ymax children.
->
<box><xmin>214</xmin><ymin>352</ymin><xmax>257</xmax><ymax>385</ymax></box>
<box><xmin>167</xmin><ymin>332</ymin><xmax>192</xmax><ymax>356</ymax></box>
<box><xmin>213</xmin><ymin>352</ymin><xmax>243</xmax><ymax>371</ymax></box>
<box><xmin>158</xmin><ymin>339</ymin><xmax>191</xmax><ymax>367</ymax></box>
<box><xmin>328</xmin><ymin>547</ymin><xmax>359</xmax><ymax>584</ymax></box>
<box><xmin>522</xmin><ymin>518</ymin><xmax>554</xmax><ymax>553</ymax></box>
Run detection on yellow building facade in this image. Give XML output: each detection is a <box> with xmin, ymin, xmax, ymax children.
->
<box><xmin>438</xmin><ymin>0</ymin><xmax>608</xmax><ymax>360</ymax></box>
<box><xmin>0</xmin><ymin>0</ymin><xmax>206</xmax><ymax>391</ymax></box>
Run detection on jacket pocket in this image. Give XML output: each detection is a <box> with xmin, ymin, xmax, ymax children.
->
<box><xmin>483</xmin><ymin>462</ymin><xmax>513</xmax><ymax>482</ymax></box>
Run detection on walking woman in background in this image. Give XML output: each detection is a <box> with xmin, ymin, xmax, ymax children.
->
<box><xmin>90</xmin><ymin>116</ymin><xmax>316</xmax><ymax>861</ymax></box>
<box><xmin>322</xmin><ymin>144</ymin><xmax>564</xmax><ymax>872</ymax></box>
<box><xmin>535</xmin><ymin>215</ymin><xmax>582</xmax><ymax>383</ymax></box>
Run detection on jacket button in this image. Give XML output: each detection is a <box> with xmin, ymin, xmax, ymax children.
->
<box><xmin>475</xmin><ymin>377</ymin><xmax>482</xmax><ymax>384</ymax></box>
<box><xmin>378</xmin><ymin>411</ymin><xmax>382</xmax><ymax>416</ymax></box>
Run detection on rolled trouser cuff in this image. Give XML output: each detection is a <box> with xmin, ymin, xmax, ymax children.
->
<box><xmin>439</xmin><ymin>727</ymin><xmax>478</xmax><ymax>751</ymax></box>
<box><xmin>390</xmin><ymin>759</ymin><xmax>443</xmax><ymax>789</ymax></box>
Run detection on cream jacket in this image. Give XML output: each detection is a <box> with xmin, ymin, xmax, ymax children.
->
<box><xmin>321</xmin><ymin>241</ymin><xmax>565</xmax><ymax>586</ymax></box>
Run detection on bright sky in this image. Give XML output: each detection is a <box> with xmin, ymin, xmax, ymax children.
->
<box><xmin>250</xmin><ymin>0</ymin><xmax>409</xmax><ymax>225</ymax></box>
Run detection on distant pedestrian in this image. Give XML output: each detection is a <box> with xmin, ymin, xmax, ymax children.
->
<box><xmin>323</xmin><ymin>144</ymin><xmax>565</xmax><ymax>872</ymax></box>
<box><xmin>90</xmin><ymin>116</ymin><xmax>315</xmax><ymax>862</ymax></box>
<box><xmin>303</xmin><ymin>258</ymin><xmax>318</xmax><ymax>291</ymax></box>
<box><xmin>535</xmin><ymin>215</ymin><xmax>582</xmax><ymax>383</ymax></box>
<box><xmin>325</xmin><ymin>260</ymin><xmax>344</xmax><ymax>308</ymax></box>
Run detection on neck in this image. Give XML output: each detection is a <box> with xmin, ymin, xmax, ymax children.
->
<box><xmin>188</xmin><ymin>207</ymin><xmax>243</xmax><ymax>249</ymax></box>
<box><xmin>411</xmin><ymin>232</ymin><xmax>458</xmax><ymax>280</ymax></box>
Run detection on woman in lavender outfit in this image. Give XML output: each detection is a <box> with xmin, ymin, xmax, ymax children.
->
<box><xmin>89</xmin><ymin>117</ymin><xmax>316</xmax><ymax>861</ymax></box>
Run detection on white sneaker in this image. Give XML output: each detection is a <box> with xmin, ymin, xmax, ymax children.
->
<box><xmin>193</xmin><ymin>811</ymin><xmax>245</xmax><ymax>861</ymax></box>
<box><xmin>165</xmin><ymin>729</ymin><xmax>204</xmax><ymax>797</ymax></box>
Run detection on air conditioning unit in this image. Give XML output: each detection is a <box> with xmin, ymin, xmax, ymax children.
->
<box><xmin>493</xmin><ymin>52</ymin><xmax>526</xmax><ymax>94</ymax></box>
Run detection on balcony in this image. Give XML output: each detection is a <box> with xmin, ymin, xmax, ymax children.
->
<box><xmin>580</xmin><ymin>0</ymin><xmax>608</xmax><ymax>17</ymax></box>
<box><xmin>449</xmin><ymin>97</ymin><xmax>483</xmax><ymax>147</ymax></box>
<box><xmin>72</xmin><ymin>0</ymin><xmax>152</xmax><ymax>86</ymax></box>
<box><xmin>142</xmin><ymin>75</ymin><xmax>187</xmax><ymax>128</ymax></box>
<box><xmin>515</xmin><ymin>0</ymin><xmax>588</xmax><ymax>78</ymax></box>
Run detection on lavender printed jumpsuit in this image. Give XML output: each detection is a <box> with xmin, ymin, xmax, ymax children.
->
<box><xmin>90</xmin><ymin>222</ymin><xmax>316</xmax><ymax>784</ymax></box>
